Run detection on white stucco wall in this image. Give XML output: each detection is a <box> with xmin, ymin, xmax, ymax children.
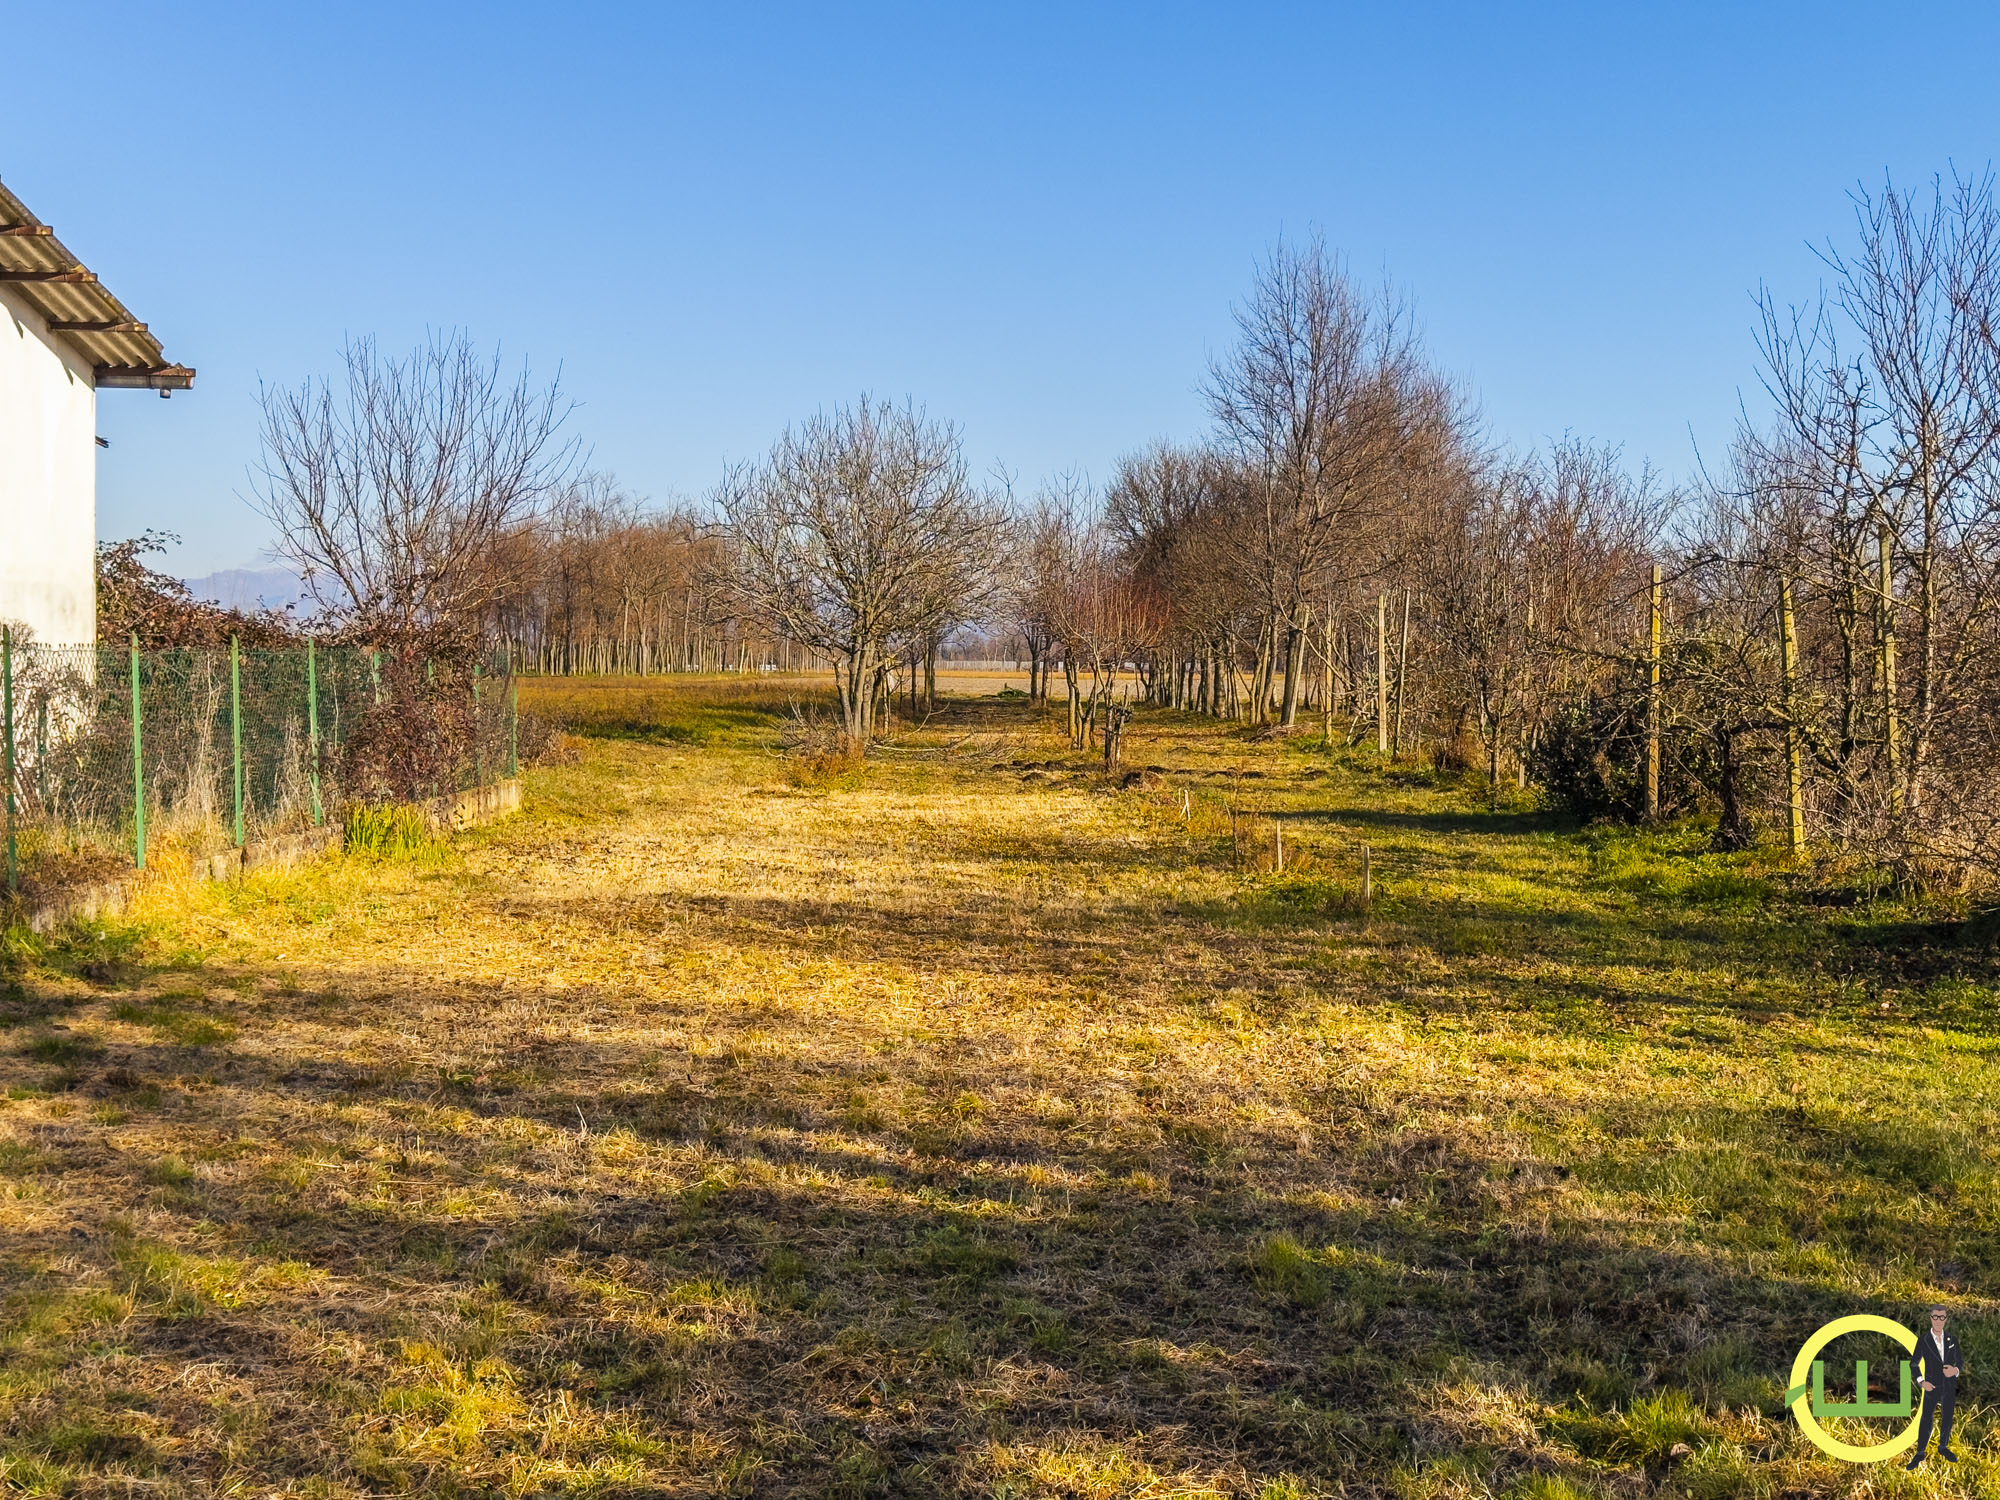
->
<box><xmin>0</xmin><ymin>283</ymin><xmax>97</xmax><ymax>646</ymax></box>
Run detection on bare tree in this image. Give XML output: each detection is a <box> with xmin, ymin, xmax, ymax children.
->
<box><xmin>1104</xmin><ymin>443</ymin><xmax>1234</xmax><ymax>708</ymax></box>
<box><xmin>719</xmin><ymin>397</ymin><xmax>1005</xmax><ymax>748</ymax></box>
<box><xmin>1206</xmin><ymin>237</ymin><xmax>1439</xmax><ymax>726</ymax></box>
<box><xmin>1730</xmin><ymin>170</ymin><xmax>2000</xmax><ymax>880</ymax></box>
<box><xmin>253</xmin><ymin>332</ymin><xmax>581</xmax><ymax>650</ymax></box>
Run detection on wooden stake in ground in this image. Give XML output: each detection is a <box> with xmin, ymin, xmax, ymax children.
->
<box><xmin>1375</xmin><ymin>593</ymin><xmax>1389</xmax><ymax>755</ymax></box>
<box><xmin>1361</xmin><ymin>842</ymin><xmax>1373</xmax><ymax>908</ymax></box>
<box><xmin>1321</xmin><ymin>602</ymin><xmax>1335</xmax><ymax>749</ymax></box>
<box><xmin>1779</xmin><ymin>574</ymin><xmax>1805</xmax><ymax>858</ymax></box>
<box><xmin>1392</xmin><ymin>588</ymin><xmax>1411</xmax><ymax>757</ymax></box>
<box><xmin>1646</xmin><ymin>564</ymin><xmax>1662</xmax><ymax>821</ymax></box>
<box><xmin>1878</xmin><ymin>524</ymin><xmax>1901</xmax><ymax>821</ymax></box>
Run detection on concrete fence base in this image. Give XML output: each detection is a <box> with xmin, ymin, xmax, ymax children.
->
<box><xmin>423</xmin><ymin>778</ymin><xmax>523</xmax><ymax>832</ymax></box>
<box><xmin>8</xmin><ymin>778</ymin><xmax>523</xmax><ymax>934</ymax></box>
<box><xmin>16</xmin><ymin>876</ymin><xmax>137</xmax><ymax>934</ymax></box>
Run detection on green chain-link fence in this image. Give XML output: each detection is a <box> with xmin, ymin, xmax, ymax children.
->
<box><xmin>3</xmin><ymin>631</ymin><xmax>517</xmax><ymax>893</ymax></box>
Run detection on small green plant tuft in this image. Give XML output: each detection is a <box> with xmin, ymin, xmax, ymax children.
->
<box><xmin>1613</xmin><ymin>1389</ymin><xmax>1710</xmax><ymax>1462</ymax></box>
<box><xmin>1502</xmin><ymin>1476</ymin><xmax>1599</xmax><ymax>1500</ymax></box>
<box><xmin>345</xmin><ymin>803</ymin><xmax>438</xmax><ymax>861</ymax></box>
<box><xmin>1678</xmin><ymin>1442</ymin><xmax>1751</xmax><ymax>1500</ymax></box>
<box><xmin>1253</xmin><ymin>1235</ymin><xmax>1330</xmax><ymax>1308</ymax></box>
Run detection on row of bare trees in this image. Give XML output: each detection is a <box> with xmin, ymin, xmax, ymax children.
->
<box><xmin>488</xmin><ymin>477</ymin><xmax>765</xmax><ymax>677</ymax></box>
<box><xmin>1001</xmin><ymin>177</ymin><xmax>2000</xmax><ymax>885</ymax></box>
<box><xmin>978</xmin><ymin>183</ymin><xmax>2000</xmax><ymax>885</ymax></box>
<box><xmin>1665</xmin><ymin>171</ymin><xmax>2000</xmax><ymax>882</ymax></box>
<box><xmin>248</xmin><ymin>176</ymin><xmax>2000</xmax><ymax>882</ymax></box>
<box><xmin>253</xmin><ymin>335</ymin><xmax>797</xmax><ymax>678</ymax></box>
<box><xmin>993</xmin><ymin>239</ymin><xmax>1666</xmax><ymax>784</ymax></box>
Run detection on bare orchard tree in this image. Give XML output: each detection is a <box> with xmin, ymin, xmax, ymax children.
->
<box><xmin>719</xmin><ymin>397</ymin><xmax>1005</xmax><ymax>748</ymax></box>
<box><xmin>1003</xmin><ymin>496</ymin><xmax>1063</xmax><ymax>705</ymax></box>
<box><xmin>1741</xmin><ymin>170</ymin><xmax>2000</xmax><ymax>881</ymax></box>
<box><xmin>1015</xmin><ymin>476</ymin><xmax>1163</xmax><ymax>746</ymax></box>
<box><xmin>1104</xmin><ymin>442</ymin><xmax>1232</xmax><ymax>706</ymax></box>
<box><xmin>1413</xmin><ymin>440</ymin><xmax>1663</xmax><ymax>788</ymax></box>
<box><xmin>1206</xmin><ymin>235</ymin><xmax>1443</xmax><ymax>727</ymax></box>
<box><xmin>252</xmin><ymin>332</ymin><xmax>581</xmax><ymax>650</ymax></box>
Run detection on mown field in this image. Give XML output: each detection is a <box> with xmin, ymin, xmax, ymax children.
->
<box><xmin>3</xmin><ymin>674</ymin><xmax>1998</xmax><ymax>1497</ymax></box>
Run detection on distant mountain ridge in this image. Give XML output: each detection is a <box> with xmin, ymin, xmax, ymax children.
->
<box><xmin>181</xmin><ymin>567</ymin><xmax>309</xmax><ymax>613</ymax></box>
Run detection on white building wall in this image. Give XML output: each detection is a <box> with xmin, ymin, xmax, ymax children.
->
<box><xmin>0</xmin><ymin>283</ymin><xmax>98</xmax><ymax>646</ymax></box>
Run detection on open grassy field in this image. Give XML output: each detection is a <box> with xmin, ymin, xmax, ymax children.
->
<box><xmin>4</xmin><ymin>676</ymin><xmax>1999</xmax><ymax>1497</ymax></box>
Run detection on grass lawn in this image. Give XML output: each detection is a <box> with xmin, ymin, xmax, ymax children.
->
<box><xmin>3</xmin><ymin>676</ymin><xmax>1997</xmax><ymax>1497</ymax></box>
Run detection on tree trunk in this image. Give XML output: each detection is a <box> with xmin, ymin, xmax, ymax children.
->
<box><xmin>1780</xmin><ymin>574</ymin><xmax>1805</xmax><ymax>857</ymax></box>
<box><xmin>1322</xmin><ymin>609</ymin><xmax>1334</xmax><ymax>747</ymax></box>
<box><xmin>1278</xmin><ymin>610</ymin><xmax>1306</xmax><ymax>728</ymax></box>
<box><xmin>836</xmin><ymin>646</ymin><xmax>877</xmax><ymax>747</ymax></box>
<box><xmin>1714</xmin><ymin>727</ymin><xmax>1752</xmax><ymax>851</ymax></box>
<box><xmin>1392</xmin><ymin>590</ymin><xmax>1412</xmax><ymax>756</ymax></box>
<box><xmin>1251</xmin><ymin>619</ymin><xmax>1274</xmax><ymax>724</ymax></box>
<box><xmin>1879</xmin><ymin>524</ymin><xmax>1901</xmax><ymax>829</ymax></box>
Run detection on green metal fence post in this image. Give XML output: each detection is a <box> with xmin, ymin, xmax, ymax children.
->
<box><xmin>230</xmin><ymin>634</ymin><xmax>245</xmax><ymax>847</ymax></box>
<box><xmin>130</xmin><ymin>632</ymin><xmax>145</xmax><ymax>870</ymax></box>
<box><xmin>509</xmin><ymin>678</ymin><xmax>519</xmax><ymax>779</ymax></box>
<box><xmin>4</xmin><ymin>625</ymin><xmax>16</xmax><ymax>894</ymax></box>
<box><xmin>306</xmin><ymin>637</ymin><xmax>323</xmax><ymax>826</ymax></box>
<box><xmin>37</xmin><ymin>697</ymin><xmax>47</xmax><ymax>813</ymax></box>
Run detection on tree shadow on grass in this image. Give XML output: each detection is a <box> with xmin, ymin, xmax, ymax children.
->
<box><xmin>1284</xmin><ymin>804</ymin><xmax>1578</xmax><ymax>839</ymax></box>
<box><xmin>5</xmin><ymin>984</ymin><xmax>1949</xmax><ymax>1497</ymax></box>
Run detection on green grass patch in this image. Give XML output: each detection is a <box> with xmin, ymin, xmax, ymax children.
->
<box><xmin>112</xmin><ymin>997</ymin><xmax>235</xmax><ymax>1047</ymax></box>
<box><xmin>4</xmin><ymin>684</ymin><xmax>1998</xmax><ymax>1496</ymax></box>
<box><xmin>345</xmin><ymin>803</ymin><xmax>440</xmax><ymax>861</ymax></box>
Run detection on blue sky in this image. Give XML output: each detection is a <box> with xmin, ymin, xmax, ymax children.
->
<box><xmin>7</xmin><ymin>3</ymin><xmax>1997</xmax><ymax>573</ymax></box>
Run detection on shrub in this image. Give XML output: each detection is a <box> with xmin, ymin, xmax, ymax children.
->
<box><xmin>514</xmin><ymin>709</ymin><xmax>575</xmax><ymax>766</ymax></box>
<box><xmin>1532</xmin><ymin>683</ymin><xmax>1717</xmax><ymax>825</ymax></box>
<box><xmin>785</xmin><ymin>746</ymin><xmax>867</xmax><ymax>790</ymax></box>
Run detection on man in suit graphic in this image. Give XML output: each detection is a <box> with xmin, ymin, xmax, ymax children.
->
<box><xmin>1907</xmin><ymin>1304</ymin><xmax>1963</xmax><ymax>1468</ymax></box>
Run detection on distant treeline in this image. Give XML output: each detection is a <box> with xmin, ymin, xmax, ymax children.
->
<box><xmin>481</xmin><ymin>480</ymin><xmax>813</xmax><ymax>677</ymax></box>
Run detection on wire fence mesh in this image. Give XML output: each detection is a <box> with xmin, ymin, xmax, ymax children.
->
<box><xmin>3</xmin><ymin>634</ymin><xmax>516</xmax><ymax>893</ymax></box>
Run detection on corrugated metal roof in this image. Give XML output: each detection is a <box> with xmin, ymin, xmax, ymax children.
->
<box><xmin>0</xmin><ymin>175</ymin><xmax>194</xmax><ymax>390</ymax></box>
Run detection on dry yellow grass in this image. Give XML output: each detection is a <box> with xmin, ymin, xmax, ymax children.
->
<box><xmin>2</xmin><ymin>678</ymin><xmax>1997</xmax><ymax>1496</ymax></box>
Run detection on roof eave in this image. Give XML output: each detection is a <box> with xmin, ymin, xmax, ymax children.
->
<box><xmin>95</xmin><ymin>364</ymin><xmax>196</xmax><ymax>391</ymax></box>
<box><xmin>0</xmin><ymin>176</ymin><xmax>193</xmax><ymax>390</ymax></box>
